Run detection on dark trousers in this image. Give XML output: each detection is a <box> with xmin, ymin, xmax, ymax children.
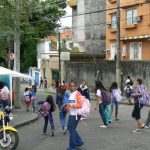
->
<box><xmin>99</xmin><ymin>103</ymin><xmax>108</xmax><ymax>126</ymax></box>
<box><xmin>145</xmin><ymin>109</ymin><xmax>150</xmax><ymax>126</ymax></box>
<box><xmin>43</xmin><ymin>113</ymin><xmax>55</xmax><ymax>133</ymax></box>
<box><xmin>132</xmin><ymin>102</ymin><xmax>143</xmax><ymax>120</ymax></box>
<box><xmin>0</xmin><ymin>100</ymin><xmax>9</xmax><ymax>109</ymax></box>
<box><xmin>67</xmin><ymin>115</ymin><xmax>84</xmax><ymax>150</ymax></box>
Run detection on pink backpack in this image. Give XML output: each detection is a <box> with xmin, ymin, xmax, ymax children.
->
<box><xmin>76</xmin><ymin>97</ymin><xmax>91</xmax><ymax>119</ymax></box>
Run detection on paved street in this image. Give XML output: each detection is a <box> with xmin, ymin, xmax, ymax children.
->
<box><xmin>16</xmin><ymin>92</ymin><xmax>150</xmax><ymax>150</ymax></box>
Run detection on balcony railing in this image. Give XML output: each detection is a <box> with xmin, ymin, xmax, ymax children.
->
<box><xmin>68</xmin><ymin>0</ymin><xmax>77</xmax><ymax>7</ymax></box>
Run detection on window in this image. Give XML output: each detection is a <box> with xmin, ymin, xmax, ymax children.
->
<box><xmin>111</xmin><ymin>15</ymin><xmax>117</xmax><ymax>29</ymax></box>
<box><xmin>110</xmin><ymin>43</ymin><xmax>116</xmax><ymax>60</ymax></box>
<box><xmin>126</xmin><ymin>9</ymin><xmax>137</xmax><ymax>25</ymax></box>
<box><xmin>69</xmin><ymin>42</ymin><xmax>73</xmax><ymax>49</ymax></box>
<box><xmin>130</xmin><ymin>42</ymin><xmax>142</xmax><ymax>60</ymax></box>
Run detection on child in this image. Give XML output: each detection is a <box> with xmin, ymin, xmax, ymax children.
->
<box><xmin>56</xmin><ymin>85</ymin><xmax>69</xmax><ymax>134</ymax></box>
<box><xmin>31</xmin><ymin>86</ymin><xmax>36</xmax><ymax>112</ymax></box>
<box><xmin>124</xmin><ymin>82</ymin><xmax>133</xmax><ymax>105</ymax></box>
<box><xmin>110</xmin><ymin>82</ymin><xmax>122</xmax><ymax>121</ymax></box>
<box><xmin>65</xmin><ymin>81</ymin><xmax>84</xmax><ymax>150</ymax></box>
<box><xmin>94</xmin><ymin>80</ymin><xmax>109</xmax><ymax>128</ymax></box>
<box><xmin>40</xmin><ymin>95</ymin><xmax>56</xmax><ymax>136</ymax></box>
<box><xmin>23</xmin><ymin>88</ymin><xmax>32</xmax><ymax>111</ymax></box>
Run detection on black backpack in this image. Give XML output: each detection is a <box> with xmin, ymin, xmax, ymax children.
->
<box><xmin>126</xmin><ymin>86</ymin><xmax>132</xmax><ymax>94</ymax></box>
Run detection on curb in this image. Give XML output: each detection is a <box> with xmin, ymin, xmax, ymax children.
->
<box><xmin>14</xmin><ymin>114</ymin><xmax>39</xmax><ymax>129</ymax></box>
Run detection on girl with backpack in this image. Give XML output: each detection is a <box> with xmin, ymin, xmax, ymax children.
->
<box><xmin>23</xmin><ymin>88</ymin><xmax>32</xmax><ymax>111</ymax></box>
<box><xmin>131</xmin><ymin>79</ymin><xmax>145</xmax><ymax>133</ymax></box>
<box><xmin>56</xmin><ymin>85</ymin><xmax>69</xmax><ymax>134</ymax></box>
<box><xmin>110</xmin><ymin>82</ymin><xmax>122</xmax><ymax>121</ymax></box>
<box><xmin>64</xmin><ymin>81</ymin><xmax>84</xmax><ymax>150</ymax></box>
<box><xmin>94</xmin><ymin>80</ymin><xmax>109</xmax><ymax>128</ymax></box>
<box><xmin>41</xmin><ymin>95</ymin><xmax>56</xmax><ymax>136</ymax></box>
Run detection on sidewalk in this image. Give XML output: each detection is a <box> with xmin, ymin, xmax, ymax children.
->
<box><xmin>10</xmin><ymin>109</ymin><xmax>39</xmax><ymax>129</ymax></box>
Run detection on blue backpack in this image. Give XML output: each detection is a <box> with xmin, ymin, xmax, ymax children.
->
<box><xmin>101</xmin><ymin>90</ymin><xmax>111</xmax><ymax>105</ymax></box>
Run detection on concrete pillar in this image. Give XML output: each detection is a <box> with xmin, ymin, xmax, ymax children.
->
<box><xmin>61</xmin><ymin>61</ymin><xmax>65</xmax><ymax>83</ymax></box>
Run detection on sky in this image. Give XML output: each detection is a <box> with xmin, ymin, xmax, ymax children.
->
<box><xmin>60</xmin><ymin>6</ymin><xmax>72</xmax><ymax>27</ymax></box>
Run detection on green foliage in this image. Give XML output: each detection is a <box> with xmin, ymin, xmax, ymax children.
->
<box><xmin>71</xmin><ymin>47</ymin><xmax>79</xmax><ymax>53</ymax></box>
<box><xmin>0</xmin><ymin>0</ymin><xmax>67</xmax><ymax>71</ymax></box>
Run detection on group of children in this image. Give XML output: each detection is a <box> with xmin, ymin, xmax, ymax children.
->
<box><xmin>23</xmin><ymin>78</ymin><xmax>150</xmax><ymax>150</ymax></box>
<box><xmin>23</xmin><ymin>86</ymin><xmax>36</xmax><ymax>111</ymax></box>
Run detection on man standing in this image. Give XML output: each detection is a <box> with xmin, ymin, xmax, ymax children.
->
<box><xmin>40</xmin><ymin>77</ymin><xmax>43</xmax><ymax>88</ymax></box>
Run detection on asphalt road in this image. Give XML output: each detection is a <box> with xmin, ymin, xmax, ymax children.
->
<box><xmin>17</xmin><ymin>98</ymin><xmax>150</xmax><ymax>150</ymax></box>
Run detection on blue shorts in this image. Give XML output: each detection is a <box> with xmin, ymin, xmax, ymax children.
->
<box><xmin>111</xmin><ymin>99</ymin><xmax>119</xmax><ymax>111</ymax></box>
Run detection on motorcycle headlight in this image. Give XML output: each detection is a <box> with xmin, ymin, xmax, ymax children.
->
<box><xmin>9</xmin><ymin>113</ymin><xmax>13</xmax><ymax>120</ymax></box>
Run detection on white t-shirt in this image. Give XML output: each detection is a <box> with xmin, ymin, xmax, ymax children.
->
<box><xmin>126</xmin><ymin>79</ymin><xmax>131</xmax><ymax>84</ymax></box>
<box><xmin>96</xmin><ymin>89</ymin><xmax>102</xmax><ymax>104</ymax></box>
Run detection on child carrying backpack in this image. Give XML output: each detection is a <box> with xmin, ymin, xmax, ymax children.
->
<box><xmin>23</xmin><ymin>88</ymin><xmax>32</xmax><ymax>111</ymax></box>
<box><xmin>110</xmin><ymin>82</ymin><xmax>122</xmax><ymax>121</ymax></box>
<box><xmin>38</xmin><ymin>95</ymin><xmax>56</xmax><ymax>136</ymax></box>
<box><xmin>124</xmin><ymin>82</ymin><xmax>133</xmax><ymax>105</ymax></box>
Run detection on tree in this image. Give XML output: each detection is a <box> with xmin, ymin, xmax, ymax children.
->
<box><xmin>0</xmin><ymin>0</ymin><xmax>67</xmax><ymax>71</ymax></box>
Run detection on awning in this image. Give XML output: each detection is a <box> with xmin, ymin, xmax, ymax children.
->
<box><xmin>121</xmin><ymin>35</ymin><xmax>150</xmax><ymax>41</ymax></box>
<box><xmin>0</xmin><ymin>67</ymin><xmax>32</xmax><ymax>79</ymax></box>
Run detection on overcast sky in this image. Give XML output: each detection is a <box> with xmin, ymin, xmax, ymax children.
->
<box><xmin>60</xmin><ymin>6</ymin><xmax>72</xmax><ymax>27</ymax></box>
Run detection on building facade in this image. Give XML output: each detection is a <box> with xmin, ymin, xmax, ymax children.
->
<box><xmin>68</xmin><ymin>0</ymin><xmax>106</xmax><ymax>55</ymax></box>
<box><xmin>106</xmin><ymin>0</ymin><xmax>150</xmax><ymax>61</ymax></box>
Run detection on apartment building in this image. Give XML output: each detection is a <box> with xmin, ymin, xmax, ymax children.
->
<box><xmin>106</xmin><ymin>0</ymin><xmax>150</xmax><ymax>61</ymax></box>
<box><xmin>68</xmin><ymin>0</ymin><xmax>106</xmax><ymax>56</ymax></box>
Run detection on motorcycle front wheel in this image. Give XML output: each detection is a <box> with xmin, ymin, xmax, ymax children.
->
<box><xmin>0</xmin><ymin>130</ymin><xmax>19</xmax><ymax>150</ymax></box>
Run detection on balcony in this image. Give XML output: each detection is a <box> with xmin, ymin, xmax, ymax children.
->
<box><xmin>68</xmin><ymin>0</ymin><xmax>77</xmax><ymax>8</ymax></box>
<box><xmin>125</xmin><ymin>24</ymin><xmax>137</xmax><ymax>29</ymax></box>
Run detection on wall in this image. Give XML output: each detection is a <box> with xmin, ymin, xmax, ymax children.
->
<box><xmin>65</xmin><ymin>61</ymin><xmax>150</xmax><ymax>91</ymax></box>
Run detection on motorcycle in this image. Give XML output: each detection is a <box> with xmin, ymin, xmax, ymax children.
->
<box><xmin>0</xmin><ymin>106</ymin><xmax>19</xmax><ymax>150</ymax></box>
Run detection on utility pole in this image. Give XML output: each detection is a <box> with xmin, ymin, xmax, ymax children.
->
<box><xmin>58</xmin><ymin>31</ymin><xmax>61</xmax><ymax>84</ymax></box>
<box><xmin>116</xmin><ymin>0</ymin><xmax>121</xmax><ymax>89</ymax></box>
<box><xmin>14</xmin><ymin>0</ymin><xmax>21</xmax><ymax>109</ymax></box>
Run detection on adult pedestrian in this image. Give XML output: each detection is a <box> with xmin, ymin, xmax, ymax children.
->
<box><xmin>110</xmin><ymin>82</ymin><xmax>122</xmax><ymax>121</ymax></box>
<box><xmin>42</xmin><ymin>95</ymin><xmax>56</xmax><ymax>136</ymax></box>
<box><xmin>56</xmin><ymin>85</ymin><xmax>69</xmax><ymax>134</ymax></box>
<box><xmin>144</xmin><ymin>109</ymin><xmax>150</xmax><ymax>129</ymax></box>
<box><xmin>0</xmin><ymin>81</ymin><xmax>10</xmax><ymax>108</ymax></box>
<box><xmin>77</xmin><ymin>81</ymin><xmax>90</xmax><ymax>100</ymax></box>
<box><xmin>40</xmin><ymin>77</ymin><xmax>43</xmax><ymax>88</ymax></box>
<box><xmin>44</xmin><ymin>78</ymin><xmax>47</xmax><ymax>89</ymax></box>
<box><xmin>131</xmin><ymin>79</ymin><xmax>145</xmax><ymax>133</ymax></box>
<box><xmin>65</xmin><ymin>81</ymin><xmax>84</xmax><ymax>150</ymax></box>
<box><xmin>62</xmin><ymin>80</ymin><xmax>68</xmax><ymax>92</ymax></box>
<box><xmin>94</xmin><ymin>80</ymin><xmax>108</xmax><ymax>128</ymax></box>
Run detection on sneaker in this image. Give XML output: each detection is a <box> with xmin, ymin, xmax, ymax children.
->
<box><xmin>99</xmin><ymin>125</ymin><xmax>108</xmax><ymax>128</ymax></box>
<box><xmin>133</xmin><ymin>129</ymin><xmax>143</xmax><ymax>133</ymax></box>
<box><xmin>115</xmin><ymin>118</ymin><xmax>119</xmax><ymax>121</ymax></box>
<box><xmin>144</xmin><ymin>125</ymin><xmax>149</xmax><ymax>129</ymax></box>
<box><xmin>42</xmin><ymin>133</ymin><xmax>46</xmax><ymax>135</ymax></box>
<box><xmin>64</xmin><ymin>127</ymin><xmax>67</xmax><ymax>135</ymax></box>
<box><xmin>51</xmin><ymin>131</ymin><xmax>55</xmax><ymax>137</ymax></box>
<box><xmin>141</xmin><ymin>124</ymin><xmax>145</xmax><ymax>129</ymax></box>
